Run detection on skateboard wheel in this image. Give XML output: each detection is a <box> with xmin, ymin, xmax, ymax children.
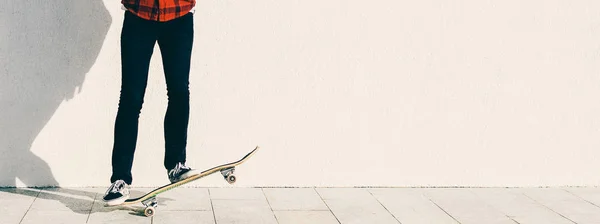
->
<box><xmin>144</xmin><ymin>207</ymin><xmax>155</xmax><ymax>217</ymax></box>
<box><xmin>226</xmin><ymin>175</ymin><xmax>236</xmax><ymax>184</ymax></box>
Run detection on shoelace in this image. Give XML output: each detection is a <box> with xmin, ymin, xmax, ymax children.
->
<box><xmin>106</xmin><ymin>180</ymin><xmax>125</xmax><ymax>194</ymax></box>
<box><xmin>169</xmin><ymin>163</ymin><xmax>189</xmax><ymax>176</ymax></box>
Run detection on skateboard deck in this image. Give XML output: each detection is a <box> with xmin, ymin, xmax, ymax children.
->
<box><xmin>111</xmin><ymin>146</ymin><xmax>259</xmax><ymax>217</ymax></box>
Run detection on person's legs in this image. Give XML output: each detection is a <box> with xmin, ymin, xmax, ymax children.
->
<box><xmin>157</xmin><ymin>12</ymin><xmax>194</xmax><ymax>172</ymax></box>
<box><xmin>110</xmin><ymin>11</ymin><xmax>158</xmax><ymax>185</ymax></box>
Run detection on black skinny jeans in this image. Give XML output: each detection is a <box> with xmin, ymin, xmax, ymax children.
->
<box><xmin>111</xmin><ymin>11</ymin><xmax>194</xmax><ymax>185</ymax></box>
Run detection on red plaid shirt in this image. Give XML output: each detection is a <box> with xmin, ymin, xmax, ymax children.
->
<box><xmin>122</xmin><ymin>0</ymin><xmax>196</xmax><ymax>22</ymax></box>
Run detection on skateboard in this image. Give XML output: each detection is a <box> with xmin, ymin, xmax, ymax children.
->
<box><xmin>111</xmin><ymin>146</ymin><xmax>259</xmax><ymax>217</ymax></box>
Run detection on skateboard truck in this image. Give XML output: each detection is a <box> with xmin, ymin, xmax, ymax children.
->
<box><xmin>141</xmin><ymin>197</ymin><xmax>158</xmax><ymax>217</ymax></box>
<box><xmin>220</xmin><ymin>167</ymin><xmax>236</xmax><ymax>184</ymax></box>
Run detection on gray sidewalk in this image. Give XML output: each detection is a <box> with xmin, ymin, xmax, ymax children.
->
<box><xmin>2</xmin><ymin>187</ymin><xmax>600</xmax><ymax>224</ymax></box>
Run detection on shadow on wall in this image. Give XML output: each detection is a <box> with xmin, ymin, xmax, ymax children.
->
<box><xmin>0</xmin><ymin>0</ymin><xmax>111</xmax><ymax>187</ymax></box>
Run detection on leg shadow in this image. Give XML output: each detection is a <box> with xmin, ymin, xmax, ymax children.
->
<box><xmin>0</xmin><ymin>0</ymin><xmax>111</xmax><ymax>187</ymax></box>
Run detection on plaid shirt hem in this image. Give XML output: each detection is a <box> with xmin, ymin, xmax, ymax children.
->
<box><xmin>121</xmin><ymin>0</ymin><xmax>196</xmax><ymax>22</ymax></box>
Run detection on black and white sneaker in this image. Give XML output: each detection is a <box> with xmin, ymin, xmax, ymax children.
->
<box><xmin>168</xmin><ymin>162</ymin><xmax>198</xmax><ymax>183</ymax></box>
<box><xmin>102</xmin><ymin>179</ymin><xmax>130</xmax><ymax>206</ymax></box>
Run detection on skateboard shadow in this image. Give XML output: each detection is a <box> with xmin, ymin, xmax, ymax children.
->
<box><xmin>0</xmin><ymin>0</ymin><xmax>111</xmax><ymax>187</ymax></box>
<box><xmin>0</xmin><ymin>188</ymin><xmax>175</xmax><ymax>215</ymax></box>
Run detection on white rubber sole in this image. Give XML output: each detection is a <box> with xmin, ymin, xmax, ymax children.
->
<box><xmin>103</xmin><ymin>194</ymin><xmax>130</xmax><ymax>206</ymax></box>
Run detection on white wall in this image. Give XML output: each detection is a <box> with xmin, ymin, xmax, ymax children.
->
<box><xmin>2</xmin><ymin>0</ymin><xmax>600</xmax><ymax>188</ymax></box>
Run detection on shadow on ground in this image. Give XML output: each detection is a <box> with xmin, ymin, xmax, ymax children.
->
<box><xmin>0</xmin><ymin>188</ymin><xmax>175</xmax><ymax>216</ymax></box>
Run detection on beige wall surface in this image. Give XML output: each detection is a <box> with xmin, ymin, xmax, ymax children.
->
<box><xmin>2</xmin><ymin>0</ymin><xmax>600</xmax><ymax>187</ymax></box>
